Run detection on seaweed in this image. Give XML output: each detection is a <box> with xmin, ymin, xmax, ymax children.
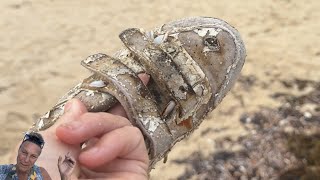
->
<box><xmin>175</xmin><ymin>79</ymin><xmax>320</xmax><ymax>179</ymax></box>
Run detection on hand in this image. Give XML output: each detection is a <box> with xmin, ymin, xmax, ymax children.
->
<box><xmin>58</xmin><ymin>153</ymin><xmax>76</xmax><ymax>180</ymax></box>
<box><xmin>34</xmin><ymin>73</ymin><xmax>150</xmax><ymax>180</ymax></box>
<box><xmin>57</xmin><ymin>99</ymin><xmax>149</xmax><ymax>179</ymax></box>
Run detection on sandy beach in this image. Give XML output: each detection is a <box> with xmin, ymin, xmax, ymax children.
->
<box><xmin>0</xmin><ymin>0</ymin><xmax>319</xmax><ymax>179</ymax></box>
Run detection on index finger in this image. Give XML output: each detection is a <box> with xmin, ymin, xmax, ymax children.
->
<box><xmin>56</xmin><ymin>112</ymin><xmax>132</xmax><ymax>145</ymax></box>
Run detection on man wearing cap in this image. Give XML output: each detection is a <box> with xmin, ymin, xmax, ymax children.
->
<box><xmin>0</xmin><ymin>132</ymin><xmax>75</xmax><ymax>180</ymax></box>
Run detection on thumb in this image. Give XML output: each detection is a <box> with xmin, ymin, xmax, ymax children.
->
<box><xmin>54</xmin><ymin>99</ymin><xmax>88</xmax><ymax>128</ymax></box>
<box><xmin>42</xmin><ymin>99</ymin><xmax>87</xmax><ymax>134</ymax></box>
<box><xmin>55</xmin><ymin>99</ymin><xmax>87</xmax><ymax>140</ymax></box>
<box><xmin>63</xmin><ymin>99</ymin><xmax>88</xmax><ymax>118</ymax></box>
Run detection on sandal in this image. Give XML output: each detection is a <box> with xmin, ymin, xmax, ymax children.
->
<box><xmin>30</xmin><ymin>17</ymin><xmax>246</xmax><ymax>169</ymax></box>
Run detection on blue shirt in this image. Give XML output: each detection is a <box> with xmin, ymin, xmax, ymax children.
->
<box><xmin>0</xmin><ymin>164</ymin><xmax>43</xmax><ymax>180</ymax></box>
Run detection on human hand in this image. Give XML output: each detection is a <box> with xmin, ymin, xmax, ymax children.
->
<box><xmin>58</xmin><ymin>153</ymin><xmax>76</xmax><ymax>180</ymax></box>
<box><xmin>57</xmin><ymin>99</ymin><xmax>149</xmax><ymax>179</ymax></box>
<box><xmin>59</xmin><ymin>73</ymin><xmax>150</xmax><ymax>179</ymax></box>
<box><xmin>33</xmin><ymin>73</ymin><xmax>150</xmax><ymax>180</ymax></box>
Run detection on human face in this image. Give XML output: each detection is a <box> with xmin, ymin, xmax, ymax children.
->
<box><xmin>16</xmin><ymin>141</ymin><xmax>41</xmax><ymax>172</ymax></box>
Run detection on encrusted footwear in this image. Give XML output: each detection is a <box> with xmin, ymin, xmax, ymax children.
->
<box><xmin>30</xmin><ymin>17</ymin><xmax>246</xmax><ymax>168</ymax></box>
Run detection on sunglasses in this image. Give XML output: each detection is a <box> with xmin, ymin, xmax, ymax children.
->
<box><xmin>23</xmin><ymin>133</ymin><xmax>45</xmax><ymax>149</ymax></box>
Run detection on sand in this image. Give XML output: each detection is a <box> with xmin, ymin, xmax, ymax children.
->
<box><xmin>0</xmin><ymin>0</ymin><xmax>319</xmax><ymax>179</ymax></box>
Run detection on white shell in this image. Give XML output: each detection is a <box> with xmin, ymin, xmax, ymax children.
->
<box><xmin>38</xmin><ymin>119</ymin><xmax>44</xmax><ymax>129</ymax></box>
<box><xmin>153</xmin><ymin>35</ymin><xmax>165</xmax><ymax>44</ymax></box>
<box><xmin>89</xmin><ymin>80</ymin><xmax>106</xmax><ymax>88</ymax></box>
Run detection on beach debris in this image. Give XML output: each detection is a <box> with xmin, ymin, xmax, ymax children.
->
<box><xmin>30</xmin><ymin>17</ymin><xmax>246</xmax><ymax>169</ymax></box>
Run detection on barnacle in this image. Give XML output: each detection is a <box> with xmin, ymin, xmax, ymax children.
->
<box><xmin>30</xmin><ymin>17</ymin><xmax>246</xmax><ymax>168</ymax></box>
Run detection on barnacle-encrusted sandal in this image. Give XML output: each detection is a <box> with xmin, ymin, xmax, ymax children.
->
<box><xmin>30</xmin><ymin>17</ymin><xmax>246</xmax><ymax>168</ymax></box>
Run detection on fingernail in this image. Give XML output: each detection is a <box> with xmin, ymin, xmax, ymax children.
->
<box><xmin>64</xmin><ymin>100</ymin><xmax>74</xmax><ymax>113</ymax></box>
<box><xmin>60</xmin><ymin>120</ymin><xmax>82</xmax><ymax>130</ymax></box>
<box><xmin>138</xmin><ymin>73</ymin><xmax>150</xmax><ymax>78</ymax></box>
<box><xmin>86</xmin><ymin>146</ymin><xmax>99</xmax><ymax>154</ymax></box>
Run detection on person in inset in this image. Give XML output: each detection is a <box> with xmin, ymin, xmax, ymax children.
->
<box><xmin>1</xmin><ymin>132</ymin><xmax>76</xmax><ymax>180</ymax></box>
